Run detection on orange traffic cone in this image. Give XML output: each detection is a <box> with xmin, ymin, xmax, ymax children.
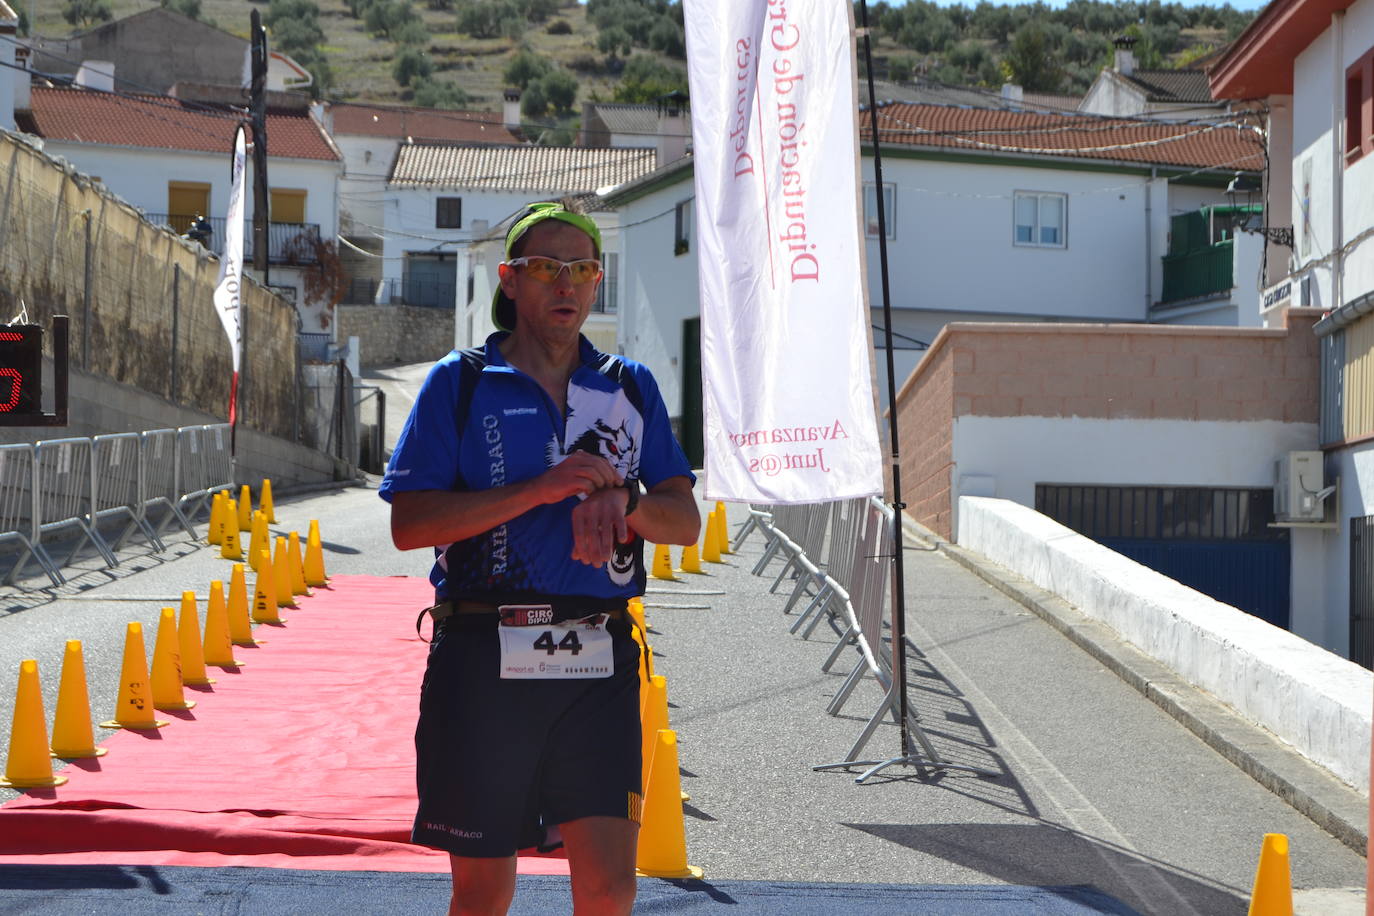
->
<box><xmin>238</xmin><ymin>483</ymin><xmax>253</xmax><ymax>530</ymax></box>
<box><xmin>1247</xmin><ymin>833</ymin><xmax>1293</xmax><ymax>916</ymax></box>
<box><xmin>207</xmin><ymin>491</ymin><xmax>224</xmax><ymax>546</ymax></box>
<box><xmin>288</xmin><ymin>531</ymin><xmax>310</xmax><ymax>597</ymax></box>
<box><xmin>702</xmin><ymin>512</ymin><xmax>722</xmax><ymax>564</ymax></box>
<box><xmin>252</xmin><ymin>549</ymin><xmax>282</xmax><ymax>624</ymax></box>
<box><xmin>272</xmin><ymin>537</ymin><xmax>296</xmax><ymax>608</ymax></box>
<box><xmin>100</xmin><ymin>622</ymin><xmax>168</xmax><ymax>730</ymax></box>
<box><xmin>261</xmin><ymin>478</ymin><xmax>276</xmax><ymax>524</ymax></box>
<box><xmin>227</xmin><ymin>563</ymin><xmax>260</xmax><ymax>645</ymax></box>
<box><xmin>679</xmin><ymin>543</ymin><xmax>702</xmax><ymax>574</ymax></box>
<box><xmin>640</xmin><ymin>675</ymin><xmax>670</xmax><ymax>791</ymax></box>
<box><xmin>247</xmin><ymin>511</ymin><xmax>267</xmax><ymax>573</ymax></box>
<box><xmin>50</xmin><ymin>640</ymin><xmax>107</xmax><ymax>759</ymax></box>
<box><xmin>202</xmin><ymin>580</ymin><xmax>242</xmax><ymax>667</ymax></box>
<box><xmin>651</xmin><ymin>544</ymin><xmax>676</xmax><ymax>580</ymax></box>
<box><xmin>221</xmin><ymin>501</ymin><xmax>243</xmax><ymax>560</ymax></box>
<box><xmin>628</xmin><ymin>596</ymin><xmax>647</xmax><ymax>632</ymax></box>
<box><xmin>304</xmin><ymin>519</ymin><xmax>328</xmax><ymax>586</ymax></box>
<box><xmin>0</xmin><ymin>660</ymin><xmax>68</xmax><ymax>788</ymax></box>
<box><xmin>177</xmin><ymin>591</ymin><xmax>214</xmax><ymax>687</ymax></box>
<box><xmin>635</xmin><ymin>729</ymin><xmax>702</xmax><ymax>879</ymax></box>
<box><xmin>151</xmin><ymin>607</ymin><xmax>195</xmax><ymax>711</ymax></box>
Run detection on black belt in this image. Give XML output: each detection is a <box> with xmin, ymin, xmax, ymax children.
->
<box><xmin>416</xmin><ymin>597</ymin><xmax>629</xmax><ymax>640</ymax></box>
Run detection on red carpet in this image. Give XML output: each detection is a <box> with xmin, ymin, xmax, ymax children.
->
<box><xmin>0</xmin><ymin>575</ymin><xmax>570</xmax><ymax>875</ymax></box>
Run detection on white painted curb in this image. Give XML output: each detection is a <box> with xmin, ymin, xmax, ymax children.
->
<box><xmin>958</xmin><ymin>495</ymin><xmax>1372</xmax><ymax>796</ymax></box>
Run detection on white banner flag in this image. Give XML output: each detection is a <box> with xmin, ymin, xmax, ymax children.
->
<box><xmin>213</xmin><ymin>125</ymin><xmax>246</xmax><ymax>376</ymax></box>
<box><xmin>685</xmin><ymin>0</ymin><xmax>883</xmax><ymax>504</ymax></box>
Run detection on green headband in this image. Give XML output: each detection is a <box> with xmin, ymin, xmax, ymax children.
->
<box><xmin>492</xmin><ymin>202</ymin><xmax>603</xmax><ymax>331</ymax></box>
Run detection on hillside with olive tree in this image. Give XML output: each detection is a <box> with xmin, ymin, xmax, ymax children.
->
<box><xmin>34</xmin><ymin>0</ymin><xmax>1255</xmax><ymax>141</ymax></box>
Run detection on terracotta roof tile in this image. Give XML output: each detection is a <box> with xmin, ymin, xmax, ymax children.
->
<box><xmin>24</xmin><ymin>86</ymin><xmax>339</xmax><ymax>161</ymax></box>
<box><xmin>330</xmin><ymin>102</ymin><xmax>520</xmax><ymax>145</ymax></box>
<box><xmin>864</xmin><ymin>102</ymin><xmax>1262</xmax><ymax>171</ymax></box>
<box><xmin>390</xmin><ymin>143</ymin><xmax>657</xmax><ymax>192</ymax></box>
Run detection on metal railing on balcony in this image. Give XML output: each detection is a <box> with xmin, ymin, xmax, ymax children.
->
<box><xmin>342</xmin><ymin>277</ymin><xmax>455</xmax><ymax>308</ymax></box>
<box><xmin>1161</xmin><ymin>239</ymin><xmax>1234</xmax><ymax>304</ymax></box>
<box><xmin>152</xmin><ymin>214</ymin><xmax>323</xmax><ymax>264</ymax></box>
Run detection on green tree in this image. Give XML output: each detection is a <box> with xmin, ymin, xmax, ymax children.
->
<box><xmin>271</xmin><ymin>18</ymin><xmax>326</xmax><ymax>55</ymax></box>
<box><xmin>504</xmin><ymin>49</ymin><xmax>553</xmax><ymax>89</ymax></box>
<box><xmin>265</xmin><ymin>0</ymin><xmax>324</xmax><ymax>48</ymax></box>
<box><xmin>62</xmin><ymin>0</ymin><xmax>114</xmax><ymax>27</ymax></box>
<box><xmin>612</xmin><ymin>54</ymin><xmax>686</xmax><ymax>103</ymax></box>
<box><xmin>394</xmin><ymin>47</ymin><xmax>434</xmax><ymax>86</ymax></box>
<box><xmin>394</xmin><ymin>19</ymin><xmax>431</xmax><ymax>46</ymax></box>
<box><xmin>535</xmin><ymin>69</ymin><xmax>579</xmax><ymax>116</ymax></box>
<box><xmin>366</xmin><ymin>0</ymin><xmax>422</xmax><ymax>39</ymax></box>
<box><xmin>457</xmin><ymin>0</ymin><xmax>523</xmax><ymax>39</ymax></box>
<box><xmin>647</xmin><ymin>17</ymin><xmax>685</xmax><ymax>58</ymax></box>
<box><xmin>412</xmin><ymin>78</ymin><xmax>472</xmax><ymax>108</ymax></box>
<box><xmin>597</xmin><ymin>27</ymin><xmax>633</xmax><ymax>61</ymax></box>
<box><xmin>1000</xmin><ymin>22</ymin><xmax>1063</xmax><ymax>92</ymax></box>
<box><xmin>520</xmin><ymin>81</ymin><xmax>548</xmax><ymax>117</ymax></box>
<box><xmin>887</xmin><ymin>54</ymin><xmax>915</xmax><ymax>83</ymax></box>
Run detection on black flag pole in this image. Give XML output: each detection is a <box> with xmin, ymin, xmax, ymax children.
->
<box><xmin>815</xmin><ymin>0</ymin><xmax>998</xmax><ymax>784</ymax></box>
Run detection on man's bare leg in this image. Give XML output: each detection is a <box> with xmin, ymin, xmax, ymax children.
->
<box><xmin>447</xmin><ymin>854</ymin><xmax>517</xmax><ymax>916</ymax></box>
<box><xmin>561</xmin><ymin>816</ymin><xmax>639</xmax><ymax>915</ymax></box>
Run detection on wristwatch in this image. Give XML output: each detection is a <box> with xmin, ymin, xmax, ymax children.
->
<box><xmin>623</xmin><ymin>478</ymin><xmax>641</xmax><ymax>517</ymax></box>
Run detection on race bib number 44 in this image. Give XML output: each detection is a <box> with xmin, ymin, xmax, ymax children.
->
<box><xmin>498</xmin><ymin>607</ymin><xmax>614</xmax><ymax>679</ymax></box>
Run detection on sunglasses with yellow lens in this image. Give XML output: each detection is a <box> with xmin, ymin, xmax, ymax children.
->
<box><xmin>505</xmin><ymin>256</ymin><xmax>602</xmax><ymax>285</ymax></box>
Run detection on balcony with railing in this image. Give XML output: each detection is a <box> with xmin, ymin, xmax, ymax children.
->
<box><xmin>1158</xmin><ymin>205</ymin><xmax>1261</xmax><ymax>305</ymax></box>
<box><xmin>152</xmin><ymin>213</ymin><xmax>322</xmax><ymax>264</ymax></box>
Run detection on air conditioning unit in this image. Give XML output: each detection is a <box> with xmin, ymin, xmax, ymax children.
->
<box><xmin>1274</xmin><ymin>450</ymin><xmax>1326</xmax><ymax>522</ymax></box>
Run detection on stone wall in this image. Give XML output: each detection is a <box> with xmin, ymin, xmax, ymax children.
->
<box><xmin>0</xmin><ymin>131</ymin><xmax>300</xmax><ymax>441</ymax></box>
<box><xmin>338</xmin><ymin>303</ymin><xmax>454</xmax><ymax>368</ymax></box>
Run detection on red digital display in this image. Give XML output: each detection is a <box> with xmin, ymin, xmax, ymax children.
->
<box><xmin>0</xmin><ymin>325</ymin><xmax>43</xmax><ymax>417</ymax></box>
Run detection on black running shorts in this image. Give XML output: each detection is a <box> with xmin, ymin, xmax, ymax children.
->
<box><xmin>411</xmin><ymin>613</ymin><xmax>643</xmax><ymax>858</ymax></box>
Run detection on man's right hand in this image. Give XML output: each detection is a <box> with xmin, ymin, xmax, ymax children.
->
<box><xmin>537</xmin><ymin>452</ymin><xmax>621</xmax><ymax>504</ymax></box>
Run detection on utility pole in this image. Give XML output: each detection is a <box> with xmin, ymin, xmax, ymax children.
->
<box><xmin>249</xmin><ymin>10</ymin><xmax>269</xmax><ymax>285</ymax></box>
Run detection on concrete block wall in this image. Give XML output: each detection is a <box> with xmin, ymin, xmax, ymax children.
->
<box><xmin>338</xmin><ymin>304</ymin><xmax>454</xmax><ymax>368</ymax></box>
<box><xmin>893</xmin><ymin>340</ymin><xmax>956</xmax><ymax>538</ymax></box>
<box><xmin>958</xmin><ymin>494</ymin><xmax>1372</xmax><ymax>796</ymax></box>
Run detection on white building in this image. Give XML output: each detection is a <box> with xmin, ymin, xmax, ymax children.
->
<box><xmin>599</xmin><ymin>101</ymin><xmax>1265</xmax><ymax>462</ymax></box>
<box><xmin>13</xmin><ymin>83</ymin><xmax>343</xmax><ymax>336</ymax></box>
<box><xmin>382</xmin><ymin>143</ymin><xmax>661</xmax><ymax>355</ymax></box>
<box><xmin>1212</xmin><ymin>0</ymin><xmax>1374</xmax><ymax>665</ymax></box>
<box><xmin>1080</xmin><ymin>37</ymin><xmax>1229</xmax><ymax>121</ymax></box>
<box><xmin>325</xmin><ymin>100</ymin><xmax>524</xmax><ymax>309</ymax></box>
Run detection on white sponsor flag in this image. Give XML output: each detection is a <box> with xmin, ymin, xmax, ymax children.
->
<box><xmin>212</xmin><ymin>125</ymin><xmax>247</xmax><ymax>429</ymax></box>
<box><xmin>685</xmin><ymin>0</ymin><xmax>883</xmax><ymax>504</ymax></box>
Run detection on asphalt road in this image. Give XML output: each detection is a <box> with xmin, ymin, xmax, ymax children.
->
<box><xmin>0</xmin><ymin>361</ymin><xmax>1366</xmax><ymax>915</ymax></box>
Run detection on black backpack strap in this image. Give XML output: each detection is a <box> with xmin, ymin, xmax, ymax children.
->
<box><xmin>452</xmin><ymin>347</ymin><xmax>487</xmax><ymax>434</ymax></box>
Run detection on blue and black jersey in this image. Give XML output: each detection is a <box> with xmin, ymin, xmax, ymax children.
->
<box><xmin>379</xmin><ymin>332</ymin><xmax>695</xmax><ymax>602</ymax></box>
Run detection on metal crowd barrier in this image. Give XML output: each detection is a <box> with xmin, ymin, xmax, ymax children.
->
<box><xmin>741</xmin><ymin>495</ymin><xmax>1000</xmax><ymax>780</ymax></box>
<box><xmin>35</xmin><ymin>438</ymin><xmax>118</xmax><ymax>574</ymax></box>
<box><xmin>0</xmin><ymin>443</ymin><xmax>61</xmax><ymax>587</ymax></box>
<box><xmin>743</xmin><ymin>497</ymin><xmax>915</xmax><ymax>758</ymax></box>
<box><xmin>0</xmin><ymin>423</ymin><xmax>233</xmax><ymax>588</ymax></box>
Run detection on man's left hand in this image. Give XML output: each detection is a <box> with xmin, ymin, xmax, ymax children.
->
<box><xmin>570</xmin><ymin>485</ymin><xmax>631</xmax><ymax>566</ymax></box>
